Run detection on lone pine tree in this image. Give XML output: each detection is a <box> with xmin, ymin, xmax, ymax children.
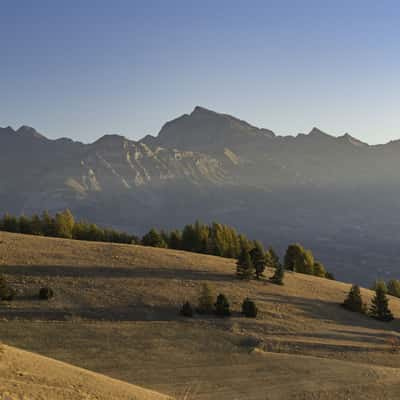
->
<box><xmin>215</xmin><ymin>294</ymin><xmax>231</xmax><ymax>317</ymax></box>
<box><xmin>236</xmin><ymin>248</ymin><xmax>255</xmax><ymax>280</ymax></box>
<box><xmin>141</xmin><ymin>228</ymin><xmax>167</xmax><ymax>248</ymax></box>
<box><xmin>342</xmin><ymin>284</ymin><xmax>365</xmax><ymax>313</ymax></box>
<box><xmin>250</xmin><ymin>241</ymin><xmax>266</xmax><ymax>279</ymax></box>
<box><xmin>370</xmin><ymin>284</ymin><xmax>394</xmax><ymax>322</ymax></box>
<box><xmin>242</xmin><ymin>298</ymin><xmax>258</xmax><ymax>318</ymax></box>
<box><xmin>180</xmin><ymin>301</ymin><xmax>194</xmax><ymax>317</ymax></box>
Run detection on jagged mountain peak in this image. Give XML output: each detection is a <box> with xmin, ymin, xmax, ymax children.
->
<box><xmin>16</xmin><ymin>125</ymin><xmax>47</xmax><ymax>140</ymax></box>
<box><xmin>189</xmin><ymin>106</ymin><xmax>258</xmax><ymax>129</ymax></box>
<box><xmin>155</xmin><ymin>107</ymin><xmax>274</xmax><ymax>150</ymax></box>
<box><xmin>308</xmin><ymin>127</ymin><xmax>334</xmax><ymax>138</ymax></box>
<box><xmin>0</xmin><ymin>125</ymin><xmax>48</xmax><ymax>144</ymax></box>
<box><xmin>92</xmin><ymin>134</ymin><xmax>132</xmax><ymax>147</ymax></box>
<box><xmin>190</xmin><ymin>105</ymin><xmax>217</xmax><ymax>116</ymax></box>
<box><xmin>0</xmin><ymin>126</ymin><xmax>15</xmax><ymax>135</ymax></box>
<box><xmin>338</xmin><ymin>133</ymin><xmax>368</xmax><ymax>147</ymax></box>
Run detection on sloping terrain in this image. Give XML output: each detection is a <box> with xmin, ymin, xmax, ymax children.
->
<box><xmin>0</xmin><ymin>344</ymin><xmax>171</xmax><ymax>400</ymax></box>
<box><xmin>1</xmin><ymin>231</ymin><xmax>400</xmax><ymax>399</ymax></box>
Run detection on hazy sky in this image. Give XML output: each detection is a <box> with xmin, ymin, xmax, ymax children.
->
<box><xmin>1</xmin><ymin>0</ymin><xmax>399</xmax><ymax>144</ymax></box>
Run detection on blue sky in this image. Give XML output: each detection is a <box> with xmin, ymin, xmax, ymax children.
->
<box><xmin>1</xmin><ymin>0</ymin><xmax>399</xmax><ymax>144</ymax></box>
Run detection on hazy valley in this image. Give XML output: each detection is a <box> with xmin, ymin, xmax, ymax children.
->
<box><xmin>2</xmin><ymin>106</ymin><xmax>400</xmax><ymax>284</ymax></box>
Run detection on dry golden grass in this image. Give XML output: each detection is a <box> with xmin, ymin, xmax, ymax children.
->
<box><xmin>1</xmin><ymin>231</ymin><xmax>400</xmax><ymax>399</ymax></box>
<box><xmin>0</xmin><ymin>344</ymin><xmax>171</xmax><ymax>400</ymax></box>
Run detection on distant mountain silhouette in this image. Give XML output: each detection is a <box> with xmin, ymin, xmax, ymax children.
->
<box><xmin>2</xmin><ymin>106</ymin><xmax>400</xmax><ymax>285</ymax></box>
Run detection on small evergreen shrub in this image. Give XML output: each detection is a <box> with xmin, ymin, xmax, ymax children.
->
<box><xmin>180</xmin><ymin>301</ymin><xmax>194</xmax><ymax>317</ymax></box>
<box><xmin>270</xmin><ymin>263</ymin><xmax>285</xmax><ymax>285</ymax></box>
<box><xmin>325</xmin><ymin>271</ymin><xmax>335</xmax><ymax>280</ymax></box>
<box><xmin>39</xmin><ymin>287</ymin><xmax>54</xmax><ymax>300</ymax></box>
<box><xmin>242</xmin><ymin>298</ymin><xmax>258</xmax><ymax>318</ymax></box>
<box><xmin>342</xmin><ymin>284</ymin><xmax>366</xmax><ymax>313</ymax></box>
<box><xmin>214</xmin><ymin>294</ymin><xmax>231</xmax><ymax>317</ymax></box>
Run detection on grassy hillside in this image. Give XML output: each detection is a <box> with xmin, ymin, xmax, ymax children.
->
<box><xmin>1</xmin><ymin>231</ymin><xmax>400</xmax><ymax>399</ymax></box>
<box><xmin>0</xmin><ymin>343</ymin><xmax>171</xmax><ymax>400</ymax></box>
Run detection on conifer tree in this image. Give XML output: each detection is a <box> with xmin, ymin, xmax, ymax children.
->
<box><xmin>1</xmin><ymin>213</ymin><xmax>19</xmax><ymax>233</ymax></box>
<box><xmin>250</xmin><ymin>241</ymin><xmax>266</xmax><ymax>279</ymax></box>
<box><xmin>55</xmin><ymin>209</ymin><xmax>75</xmax><ymax>238</ymax></box>
<box><xmin>370</xmin><ymin>285</ymin><xmax>394</xmax><ymax>322</ymax></box>
<box><xmin>41</xmin><ymin>211</ymin><xmax>56</xmax><ymax>236</ymax></box>
<box><xmin>242</xmin><ymin>298</ymin><xmax>258</xmax><ymax>318</ymax></box>
<box><xmin>18</xmin><ymin>215</ymin><xmax>32</xmax><ymax>234</ymax></box>
<box><xmin>30</xmin><ymin>214</ymin><xmax>42</xmax><ymax>235</ymax></box>
<box><xmin>270</xmin><ymin>262</ymin><xmax>285</xmax><ymax>285</ymax></box>
<box><xmin>387</xmin><ymin>279</ymin><xmax>400</xmax><ymax>298</ymax></box>
<box><xmin>141</xmin><ymin>228</ymin><xmax>167</xmax><ymax>248</ymax></box>
<box><xmin>313</xmin><ymin>261</ymin><xmax>326</xmax><ymax>278</ymax></box>
<box><xmin>236</xmin><ymin>248</ymin><xmax>255</xmax><ymax>280</ymax></box>
<box><xmin>265</xmin><ymin>247</ymin><xmax>280</xmax><ymax>269</ymax></box>
<box><xmin>168</xmin><ymin>230</ymin><xmax>182</xmax><ymax>249</ymax></box>
<box><xmin>214</xmin><ymin>293</ymin><xmax>231</xmax><ymax>317</ymax></box>
<box><xmin>342</xmin><ymin>284</ymin><xmax>365</xmax><ymax>313</ymax></box>
<box><xmin>284</xmin><ymin>243</ymin><xmax>319</xmax><ymax>275</ymax></box>
<box><xmin>180</xmin><ymin>301</ymin><xmax>194</xmax><ymax>317</ymax></box>
<box><xmin>284</xmin><ymin>243</ymin><xmax>303</xmax><ymax>271</ymax></box>
<box><xmin>371</xmin><ymin>279</ymin><xmax>388</xmax><ymax>293</ymax></box>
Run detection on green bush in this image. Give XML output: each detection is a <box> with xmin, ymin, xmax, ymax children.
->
<box><xmin>180</xmin><ymin>301</ymin><xmax>194</xmax><ymax>317</ymax></box>
<box><xmin>214</xmin><ymin>294</ymin><xmax>231</xmax><ymax>317</ymax></box>
<box><xmin>242</xmin><ymin>298</ymin><xmax>258</xmax><ymax>318</ymax></box>
<box><xmin>39</xmin><ymin>287</ymin><xmax>54</xmax><ymax>300</ymax></box>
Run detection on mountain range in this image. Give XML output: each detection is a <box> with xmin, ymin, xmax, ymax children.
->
<box><xmin>2</xmin><ymin>106</ymin><xmax>400</xmax><ymax>284</ymax></box>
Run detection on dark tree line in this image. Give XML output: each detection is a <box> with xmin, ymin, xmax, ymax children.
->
<box><xmin>141</xmin><ymin>221</ymin><xmax>255</xmax><ymax>258</ymax></box>
<box><xmin>1</xmin><ymin>212</ymin><xmax>333</xmax><ymax>283</ymax></box>
<box><xmin>283</xmin><ymin>243</ymin><xmax>333</xmax><ymax>279</ymax></box>
<box><xmin>236</xmin><ymin>241</ymin><xmax>333</xmax><ymax>283</ymax></box>
<box><xmin>0</xmin><ymin>210</ymin><xmax>138</xmax><ymax>244</ymax></box>
<box><xmin>371</xmin><ymin>279</ymin><xmax>400</xmax><ymax>299</ymax></box>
